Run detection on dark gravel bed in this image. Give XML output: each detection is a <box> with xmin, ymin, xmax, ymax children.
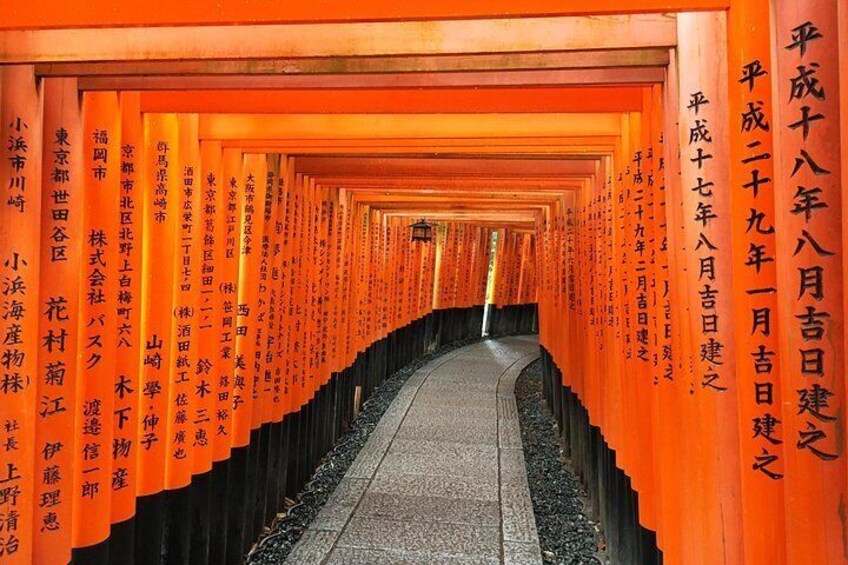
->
<box><xmin>515</xmin><ymin>359</ymin><xmax>606</xmax><ymax>565</ymax></box>
<box><xmin>245</xmin><ymin>337</ymin><xmax>483</xmax><ymax>564</ymax></box>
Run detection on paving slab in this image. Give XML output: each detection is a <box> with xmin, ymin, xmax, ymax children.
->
<box><xmin>286</xmin><ymin>336</ymin><xmax>542</xmax><ymax>564</ymax></box>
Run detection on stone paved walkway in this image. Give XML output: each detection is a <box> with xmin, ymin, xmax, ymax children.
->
<box><xmin>286</xmin><ymin>336</ymin><xmax>542</xmax><ymax>564</ymax></box>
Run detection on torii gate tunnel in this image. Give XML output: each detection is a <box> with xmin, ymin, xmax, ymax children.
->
<box><xmin>0</xmin><ymin>1</ymin><xmax>847</xmax><ymax>564</ymax></box>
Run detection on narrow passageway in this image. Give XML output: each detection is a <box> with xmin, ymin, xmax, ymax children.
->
<box><xmin>4</xmin><ymin>3</ymin><xmax>848</xmax><ymax>564</ymax></box>
<box><xmin>287</xmin><ymin>337</ymin><xmax>540</xmax><ymax>564</ymax></box>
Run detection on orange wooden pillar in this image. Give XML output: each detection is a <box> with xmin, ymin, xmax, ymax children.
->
<box><xmin>136</xmin><ymin>112</ymin><xmax>179</xmax><ymax>563</ymax></box>
<box><xmin>110</xmin><ymin>90</ymin><xmax>144</xmax><ymax>561</ymax></box>
<box><xmin>227</xmin><ymin>152</ymin><xmax>267</xmax><ymax>561</ymax></box>
<box><xmin>660</xmin><ymin>46</ymin><xmax>695</xmax><ymax>565</ymax></box>
<box><xmin>0</xmin><ymin>65</ymin><xmax>41</xmax><ymax>565</ymax></box>
<box><xmin>194</xmin><ymin>138</ymin><xmax>225</xmax><ymax>564</ymax></box>
<box><xmin>160</xmin><ymin>113</ymin><xmax>200</xmax><ymax>560</ymax></box>
<box><xmin>208</xmin><ymin>147</ymin><xmax>242</xmax><ymax>564</ymax></box>
<box><xmin>771</xmin><ymin>4</ymin><xmax>847</xmax><ymax>562</ymax></box>
<box><xmin>677</xmin><ymin>11</ymin><xmax>743</xmax><ymax>563</ymax></box>
<box><xmin>71</xmin><ymin>91</ymin><xmax>121</xmax><ymax>560</ymax></box>
<box><xmin>33</xmin><ymin>77</ymin><xmax>81</xmax><ymax>565</ymax></box>
<box><xmin>726</xmin><ymin>1</ymin><xmax>787</xmax><ymax>563</ymax></box>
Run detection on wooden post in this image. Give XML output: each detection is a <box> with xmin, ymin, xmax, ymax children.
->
<box><xmin>33</xmin><ymin>77</ymin><xmax>81</xmax><ymax>565</ymax></box>
<box><xmin>0</xmin><ymin>65</ymin><xmax>42</xmax><ymax>565</ymax></box>
<box><xmin>771</xmin><ymin>3</ymin><xmax>847</xmax><ymax>562</ymax></box>
<box><xmin>727</xmin><ymin>1</ymin><xmax>787</xmax><ymax>562</ymax></box>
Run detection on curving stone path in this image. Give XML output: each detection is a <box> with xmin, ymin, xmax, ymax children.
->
<box><xmin>285</xmin><ymin>336</ymin><xmax>542</xmax><ymax>565</ymax></box>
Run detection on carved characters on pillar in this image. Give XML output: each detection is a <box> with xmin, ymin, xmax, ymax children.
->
<box><xmin>686</xmin><ymin>90</ymin><xmax>727</xmax><ymax>393</ymax></box>
<box><xmin>783</xmin><ymin>20</ymin><xmax>839</xmax><ymax>462</ymax></box>
<box><xmin>737</xmin><ymin>53</ymin><xmax>783</xmax><ymax>480</ymax></box>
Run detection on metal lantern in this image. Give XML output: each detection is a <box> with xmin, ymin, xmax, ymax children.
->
<box><xmin>410</xmin><ymin>219</ymin><xmax>434</xmax><ymax>242</ymax></box>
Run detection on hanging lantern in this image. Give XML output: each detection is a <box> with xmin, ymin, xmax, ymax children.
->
<box><xmin>410</xmin><ymin>219</ymin><xmax>434</xmax><ymax>242</ymax></box>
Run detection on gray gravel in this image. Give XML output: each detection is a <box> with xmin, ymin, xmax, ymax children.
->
<box><xmin>245</xmin><ymin>337</ymin><xmax>484</xmax><ymax>564</ymax></box>
<box><xmin>515</xmin><ymin>359</ymin><xmax>605</xmax><ymax>565</ymax></box>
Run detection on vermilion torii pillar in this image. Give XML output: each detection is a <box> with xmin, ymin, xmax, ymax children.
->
<box><xmin>771</xmin><ymin>3</ymin><xmax>847</xmax><ymax>563</ymax></box>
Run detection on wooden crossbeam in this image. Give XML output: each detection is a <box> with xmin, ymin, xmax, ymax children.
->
<box><xmin>1</xmin><ymin>15</ymin><xmax>676</xmax><ymax>63</ymax></box>
<box><xmin>36</xmin><ymin>49</ymin><xmax>670</xmax><ymax>77</ymax></box>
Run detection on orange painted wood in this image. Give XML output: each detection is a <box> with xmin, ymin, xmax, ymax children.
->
<box><xmin>163</xmin><ymin>114</ymin><xmax>200</xmax><ymax>490</ymax></box>
<box><xmin>72</xmin><ymin>90</ymin><xmax>121</xmax><ymax>549</ymax></box>
<box><xmin>195</xmin><ymin>139</ymin><xmax>224</xmax><ymax>472</ymax></box>
<box><xmin>3</xmin><ymin>0</ymin><xmax>725</xmax><ymax>30</ymax></box>
<box><xmin>677</xmin><ymin>12</ymin><xmax>743</xmax><ymax>563</ymax></box>
<box><xmin>231</xmin><ymin>154</ymin><xmax>267</xmax><ymax>447</ymax></box>
<box><xmin>32</xmin><ymin>77</ymin><xmax>81</xmax><ymax>564</ymax></box>
<box><xmin>110</xmin><ymin>91</ymin><xmax>144</xmax><ymax>525</ymax></box>
<box><xmin>0</xmin><ymin>15</ymin><xmax>677</xmax><ymax>64</ymax></box>
<box><xmin>771</xmin><ymin>3</ymin><xmax>847</xmax><ymax>562</ymax></box>
<box><xmin>212</xmin><ymin>148</ymin><xmax>243</xmax><ymax>461</ymax></box>
<box><xmin>0</xmin><ymin>65</ymin><xmax>42</xmax><ymax>565</ymax></box>
<box><xmin>137</xmin><ymin>113</ymin><xmax>180</xmax><ymax>497</ymax></box>
<box><xmin>726</xmin><ymin>1</ymin><xmax>787</xmax><ymax>562</ymax></box>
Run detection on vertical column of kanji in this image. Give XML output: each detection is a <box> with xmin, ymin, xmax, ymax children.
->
<box><xmin>338</xmin><ymin>190</ymin><xmax>352</xmax><ymax>371</ymax></box>
<box><xmin>585</xmin><ymin>180</ymin><xmax>600</xmax><ymax>424</ymax></box>
<box><xmin>136</xmin><ymin>113</ymin><xmax>178</xmax><ymax>563</ymax></box>
<box><xmin>563</xmin><ymin>196</ymin><xmax>575</xmax><ymax>392</ymax></box>
<box><xmin>726</xmin><ymin>1</ymin><xmax>787</xmax><ymax>562</ymax></box>
<box><xmin>408</xmin><ymin>221</ymin><xmax>418</xmax><ymax>324</ymax></box>
<box><xmin>660</xmin><ymin>49</ymin><xmax>696</xmax><ymax>564</ymax></box>
<box><xmin>193</xmin><ymin>139</ymin><xmax>223</xmax><ymax>565</ymax></box>
<box><xmin>398</xmin><ymin>220</ymin><xmax>409</xmax><ymax>330</ymax></box>
<box><xmin>264</xmin><ymin>160</ymin><xmax>284</xmax><ymax>423</ymax></box>
<box><xmin>265</xmin><ymin>157</ymin><xmax>288</xmax><ymax>527</ymax></box>
<box><xmin>299</xmin><ymin>177</ymin><xmax>314</xmax><ymax>411</ymax></box>
<box><xmin>256</xmin><ymin>157</ymin><xmax>279</xmax><ymax>431</ymax></box>
<box><xmin>614</xmin><ymin>119</ymin><xmax>635</xmax><ymax>488</ymax></box>
<box><xmin>361</xmin><ymin>205</ymin><xmax>371</xmax><ymax>352</ymax></box>
<box><xmin>384</xmin><ymin>219</ymin><xmax>395</xmax><ymax>338</ymax></box>
<box><xmin>276</xmin><ymin>160</ymin><xmax>295</xmax><ymax>424</ymax></box>
<box><xmin>32</xmin><ymin>77</ymin><xmax>77</xmax><ymax>565</ymax></box>
<box><xmin>206</xmin><ymin>146</ymin><xmax>239</xmax><ymax>565</ymax></box>
<box><xmin>290</xmin><ymin>176</ymin><xmax>306</xmax><ymax>414</ymax></box>
<box><xmin>317</xmin><ymin>186</ymin><xmax>331</xmax><ymax>392</ymax></box>
<box><xmin>109</xmin><ymin>91</ymin><xmax>143</xmax><ymax>562</ymax></box>
<box><xmin>639</xmin><ymin>92</ymin><xmax>660</xmax><ymax>534</ymax></box>
<box><xmin>159</xmin><ymin>114</ymin><xmax>199</xmax><ymax>562</ymax></box>
<box><xmin>463</xmin><ymin>225</ymin><xmax>474</xmax><ymax>313</ymax></box>
<box><xmin>309</xmin><ymin>179</ymin><xmax>322</xmax><ymax>406</ymax></box>
<box><xmin>670</xmin><ymin>39</ymin><xmax>705</xmax><ymax>565</ymax></box>
<box><xmin>0</xmin><ymin>66</ymin><xmax>40</xmax><ymax>565</ymax></box>
<box><xmin>246</xmin><ymin>155</ymin><xmax>276</xmax><ymax>544</ymax></box>
<box><xmin>623</xmin><ymin>113</ymin><xmax>646</xmax><ymax>509</ymax></box>
<box><xmin>538</xmin><ymin>215</ymin><xmax>550</xmax><ymax>349</ymax></box>
<box><xmin>608</xmin><ymin>147</ymin><xmax>626</xmax><ymax>462</ymax></box>
<box><xmin>451</xmin><ymin>224</ymin><xmax>462</xmax><ymax>310</ymax></box>
<box><xmin>677</xmin><ymin>12</ymin><xmax>744</xmax><ymax>563</ymax></box>
<box><xmin>212</xmin><ymin>147</ymin><xmax>241</xmax><ymax>464</ymax></box>
<box><xmin>324</xmin><ymin>188</ymin><xmax>339</xmax><ymax>385</ymax></box>
<box><xmin>345</xmin><ymin>198</ymin><xmax>358</xmax><ymax>366</ymax></box>
<box><xmin>376</xmin><ymin>214</ymin><xmax>387</xmax><ymax>342</ymax></box>
<box><xmin>227</xmin><ymin>153</ymin><xmax>266</xmax><ymax>561</ymax></box>
<box><xmin>231</xmin><ymin>153</ymin><xmax>265</xmax><ymax>448</ymax></box>
<box><xmin>771</xmin><ymin>8</ymin><xmax>846</xmax><ymax>562</ymax></box>
<box><xmin>650</xmin><ymin>83</ymin><xmax>678</xmax><ymax>558</ymax></box>
<box><xmin>348</xmin><ymin>204</ymin><xmax>360</xmax><ymax>356</ymax></box>
<box><xmin>576</xmin><ymin>195</ymin><xmax>588</xmax><ymax>400</ymax></box>
<box><xmin>438</xmin><ymin>223</ymin><xmax>450</xmax><ymax>314</ymax></box>
<box><xmin>379</xmin><ymin>217</ymin><xmax>391</xmax><ymax>341</ymax></box>
<box><xmin>351</xmin><ymin>206</ymin><xmax>365</xmax><ymax>357</ymax></box>
<box><xmin>71</xmin><ymin>91</ymin><xmax>120</xmax><ymax>561</ymax></box>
